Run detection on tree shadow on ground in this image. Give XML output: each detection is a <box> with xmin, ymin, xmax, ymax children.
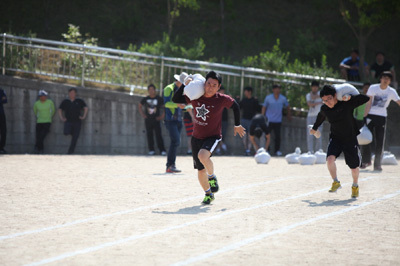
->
<box><xmin>302</xmin><ymin>198</ymin><xmax>357</xmax><ymax>207</ymax></box>
<box><xmin>152</xmin><ymin>205</ymin><xmax>211</xmax><ymax>215</ymax></box>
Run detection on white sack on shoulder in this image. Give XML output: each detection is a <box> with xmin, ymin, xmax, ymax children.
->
<box><xmin>184</xmin><ymin>74</ymin><xmax>205</xmax><ymax>100</ymax></box>
<box><xmin>334</xmin><ymin>83</ymin><xmax>359</xmax><ymax>101</ymax></box>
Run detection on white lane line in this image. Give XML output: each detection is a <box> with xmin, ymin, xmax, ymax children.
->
<box><xmin>172</xmin><ymin>189</ymin><xmax>400</xmax><ymax>266</ymax></box>
<box><xmin>1</xmin><ymin>176</ymin><xmax>295</xmax><ymax>241</ymax></box>
<box><xmin>24</xmin><ymin>176</ymin><xmax>378</xmax><ymax>266</ymax></box>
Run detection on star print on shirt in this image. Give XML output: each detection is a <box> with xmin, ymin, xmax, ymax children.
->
<box><xmin>196</xmin><ymin>104</ymin><xmax>210</xmax><ymax>121</ymax></box>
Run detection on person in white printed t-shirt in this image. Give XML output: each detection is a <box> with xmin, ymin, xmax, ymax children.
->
<box><xmin>361</xmin><ymin>71</ymin><xmax>400</xmax><ymax>171</ymax></box>
<box><xmin>306</xmin><ymin>80</ymin><xmax>323</xmax><ymax>153</ymax></box>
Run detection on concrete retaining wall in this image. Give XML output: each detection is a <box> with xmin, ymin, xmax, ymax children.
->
<box><xmin>1</xmin><ymin>75</ymin><xmax>399</xmax><ymax>156</ymax></box>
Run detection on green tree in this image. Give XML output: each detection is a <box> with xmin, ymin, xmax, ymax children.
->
<box><xmin>61</xmin><ymin>24</ymin><xmax>98</xmax><ymax>46</ymax></box>
<box><xmin>339</xmin><ymin>0</ymin><xmax>400</xmax><ymax>81</ymax></box>
<box><xmin>136</xmin><ymin>32</ymin><xmax>205</xmax><ymax>60</ymax></box>
<box><xmin>167</xmin><ymin>0</ymin><xmax>200</xmax><ymax>36</ymax></box>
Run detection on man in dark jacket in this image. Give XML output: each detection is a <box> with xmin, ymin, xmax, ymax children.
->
<box><xmin>0</xmin><ymin>88</ymin><xmax>7</xmax><ymax>153</ymax></box>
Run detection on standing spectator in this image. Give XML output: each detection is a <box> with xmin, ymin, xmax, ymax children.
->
<box><xmin>139</xmin><ymin>84</ymin><xmax>167</xmax><ymax>156</ymax></box>
<box><xmin>216</xmin><ymin>86</ymin><xmax>229</xmax><ymax>155</ymax></box>
<box><xmin>353</xmin><ymin>83</ymin><xmax>370</xmax><ymax>129</ymax></box>
<box><xmin>370</xmin><ymin>52</ymin><xmax>397</xmax><ymax>89</ymax></box>
<box><xmin>306</xmin><ymin>80</ymin><xmax>323</xmax><ymax>153</ymax></box>
<box><xmin>339</xmin><ymin>49</ymin><xmax>368</xmax><ymax>81</ymax></box>
<box><xmin>239</xmin><ymin>86</ymin><xmax>260</xmax><ymax>155</ymax></box>
<box><xmin>0</xmin><ymin>87</ymin><xmax>7</xmax><ymax>154</ymax></box>
<box><xmin>261</xmin><ymin>84</ymin><xmax>291</xmax><ymax>156</ymax></box>
<box><xmin>58</xmin><ymin>88</ymin><xmax>88</xmax><ymax>154</ymax></box>
<box><xmin>361</xmin><ymin>72</ymin><xmax>400</xmax><ymax>171</ymax></box>
<box><xmin>183</xmin><ymin>104</ymin><xmax>194</xmax><ymax>155</ymax></box>
<box><xmin>164</xmin><ymin>73</ymin><xmax>187</xmax><ymax>173</ymax></box>
<box><xmin>33</xmin><ymin>90</ymin><xmax>55</xmax><ymax>154</ymax></box>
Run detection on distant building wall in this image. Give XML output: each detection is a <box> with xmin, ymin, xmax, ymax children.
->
<box><xmin>0</xmin><ymin>75</ymin><xmax>399</xmax><ymax>156</ymax></box>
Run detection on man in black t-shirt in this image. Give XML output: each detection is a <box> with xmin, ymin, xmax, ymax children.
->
<box><xmin>370</xmin><ymin>52</ymin><xmax>397</xmax><ymax>88</ymax></box>
<box><xmin>310</xmin><ymin>85</ymin><xmax>369</xmax><ymax>198</ymax></box>
<box><xmin>0</xmin><ymin>88</ymin><xmax>7</xmax><ymax>153</ymax></box>
<box><xmin>58</xmin><ymin>88</ymin><xmax>88</xmax><ymax>154</ymax></box>
<box><xmin>239</xmin><ymin>86</ymin><xmax>261</xmax><ymax>155</ymax></box>
<box><xmin>139</xmin><ymin>84</ymin><xmax>166</xmax><ymax>155</ymax></box>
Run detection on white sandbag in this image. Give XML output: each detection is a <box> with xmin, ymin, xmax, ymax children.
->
<box><xmin>255</xmin><ymin>151</ymin><xmax>271</xmax><ymax>164</ymax></box>
<box><xmin>183</xmin><ymin>74</ymin><xmax>205</xmax><ymax>100</ymax></box>
<box><xmin>334</xmin><ymin>83</ymin><xmax>360</xmax><ymax>101</ymax></box>
<box><xmin>256</xmin><ymin>148</ymin><xmax>266</xmax><ymax>154</ymax></box>
<box><xmin>285</xmin><ymin>147</ymin><xmax>301</xmax><ymax>164</ymax></box>
<box><xmin>381</xmin><ymin>151</ymin><xmax>398</xmax><ymax>165</ymax></box>
<box><xmin>315</xmin><ymin>149</ymin><xmax>326</xmax><ymax>164</ymax></box>
<box><xmin>298</xmin><ymin>152</ymin><xmax>317</xmax><ymax>165</ymax></box>
<box><xmin>357</xmin><ymin>125</ymin><xmax>372</xmax><ymax>145</ymax></box>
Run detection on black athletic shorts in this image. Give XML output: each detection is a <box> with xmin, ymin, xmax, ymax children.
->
<box><xmin>327</xmin><ymin>138</ymin><xmax>361</xmax><ymax>169</ymax></box>
<box><xmin>191</xmin><ymin>136</ymin><xmax>221</xmax><ymax>170</ymax></box>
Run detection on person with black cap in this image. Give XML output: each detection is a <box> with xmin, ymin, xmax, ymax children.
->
<box><xmin>33</xmin><ymin>90</ymin><xmax>55</xmax><ymax>154</ymax></box>
<box><xmin>58</xmin><ymin>88</ymin><xmax>88</xmax><ymax>154</ymax></box>
<box><xmin>361</xmin><ymin>71</ymin><xmax>400</xmax><ymax>171</ymax></box>
<box><xmin>0</xmin><ymin>87</ymin><xmax>7</xmax><ymax>154</ymax></box>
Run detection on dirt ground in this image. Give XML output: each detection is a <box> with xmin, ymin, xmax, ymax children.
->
<box><xmin>0</xmin><ymin>154</ymin><xmax>399</xmax><ymax>266</ymax></box>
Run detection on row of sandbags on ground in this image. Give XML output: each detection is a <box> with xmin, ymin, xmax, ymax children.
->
<box><xmin>254</xmin><ymin>148</ymin><xmax>398</xmax><ymax>165</ymax></box>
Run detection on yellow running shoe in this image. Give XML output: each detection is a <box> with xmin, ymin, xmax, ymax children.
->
<box><xmin>329</xmin><ymin>181</ymin><xmax>341</xmax><ymax>192</ymax></box>
<box><xmin>351</xmin><ymin>186</ymin><xmax>359</xmax><ymax>198</ymax></box>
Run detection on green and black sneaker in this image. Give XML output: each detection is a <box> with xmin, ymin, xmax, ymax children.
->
<box><xmin>208</xmin><ymin>176</ymin><xmax>219</xmax><ymax>193</ymax></box>
<box><xmin>202</xmin><ymin>193</ymin><xmax>215</xmax><ymax>205</ymax></box>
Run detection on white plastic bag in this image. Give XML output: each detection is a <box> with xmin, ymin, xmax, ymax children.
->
<box><xmin>298</xmin><ymin>152</ymin><xmax>317</xmax><ymax>165</ymax></box>
<box><xmin>255</xmin><ymin>150</ymin><xmax>271</xmax><ymax>164</ymax></box>
<box><xmin>382</xmin><ymin>151</ymin><xmax>398</xmax><ymax>165</ymax></box>
<box><xmin>183</xmin><ymin>74</ymin><xmax>205</xmax><ymax>100</ymax></box>
<box><xmin>285</xmin><ymin>147</ymin><xmax>301</xmax><ymax>164</ymax></box>
<box><xmin>315</xmin><ymin>149</ymin><xmax>326</xmax><ymax>164</ymax></box>
<box><xmin>334</xmin><ymin>83</ymin><xmax>359</xmax><ymax>101</ymax></box>
<box><xmin>357</xmin><ymin>125</ymin><xmax>372</xmax><ymax>145</ymax></box>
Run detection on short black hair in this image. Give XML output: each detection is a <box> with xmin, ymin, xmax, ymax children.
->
<box><xmin>363</xmin><ymin>82</ymin><xmax>371</xmax><ymax>87</ymax></box>
<box><xmin>205</xmin><ymin>71</ymin><xmax>222</xmax><ymax>85</ymax></box>
<box><xmin>147</xmin><ymin>84</ymin><xmax>156</xmax><ymax>90</ymax></box>
<box><xmin>320</xmin><ymin>85</ymin><xmax>336</xmax><ymax>98</ymax></box>
<box><xmin>380</xmin><ymin>71</ymin><xmax>393</xmax><ymax>81</ymax></box>
<box><xmin>351</xmin><ymin>49</ymin><xmax>359</xmax><ymax>55</ymax></box>
<box><xmin>311</xmin><ymin>80</ymin><xmax>319</xmax><ymax>87</ymax></box>
<box><xmin>244</xmin><ymin>86</ymin><xmax>253</xmax><ymax>92</ymax></box>
<box><xmin>375</xmin><ymin>51</ymin><xmax>385</xmax><ymax>57</ymax></box>
<box><xmin>272</xmin><ymin>84</ymin><xmax>281</xmax><ymax>89</ymax></box>
<box><xmin>68</xmin><ymin>88</ymin><xmax>77</xmax><ymax>93</ymax></box>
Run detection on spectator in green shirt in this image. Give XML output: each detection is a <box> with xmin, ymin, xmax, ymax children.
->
<box><xmin>33</xmin><ymin>90</ymin><xmax>55</xmax><ymax>154</ymax></box>
<box><xmin>353</xmin><ymin>83</ymin><xmax>370</xmax><ymax>129</ymax></box>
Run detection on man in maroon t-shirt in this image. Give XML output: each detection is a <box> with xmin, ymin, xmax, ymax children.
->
<box><xmin>173</xmin><ymin>71</ymin><xmax>245</xmax><ymax>204</ymax></box>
